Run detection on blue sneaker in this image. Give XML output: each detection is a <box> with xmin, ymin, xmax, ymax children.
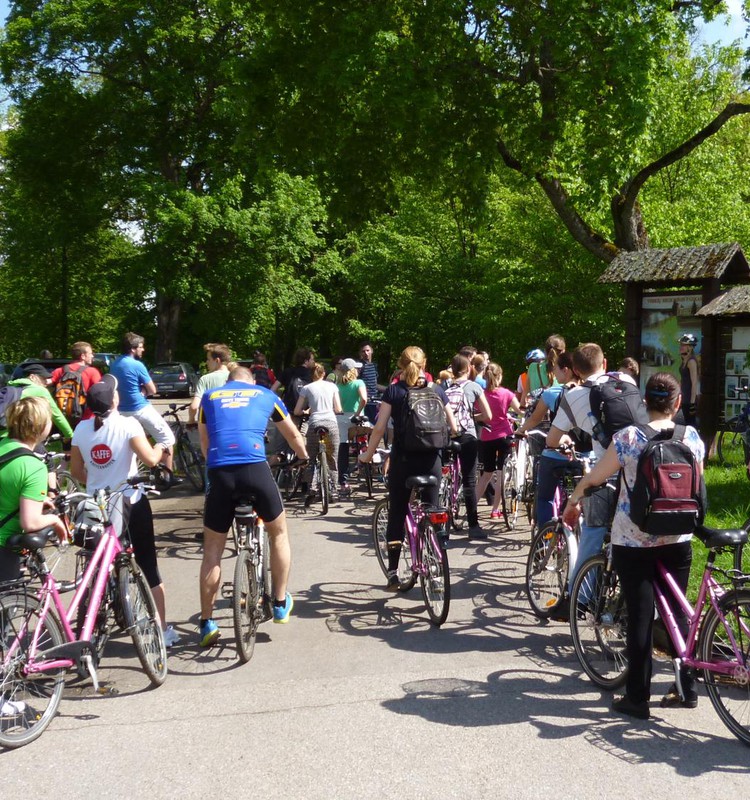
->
<box><xmin>199</xmin><ymin>618</ymin><xmax>220</xmax><ymax>647</ymax></box>
<box><xmin>273</xmin><ymin>593</ymin><xmax>294</xmax><ymax>624</ymax></box>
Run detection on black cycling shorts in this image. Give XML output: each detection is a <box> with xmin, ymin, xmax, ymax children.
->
<box><xmin>204</xmin><ymin>462</ymin><xmax>283</xmax><ymax>533</ymax></box>
<box><xmin>480</xmin><ymin>437</ymin><xmax>511</xmax><ymax>473</ymax></box>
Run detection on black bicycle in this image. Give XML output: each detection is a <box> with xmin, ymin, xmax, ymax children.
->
<box><xmin>162</xmin><ymin>403</ymin><xmax>205</xmax><ymax>492</ymax></box>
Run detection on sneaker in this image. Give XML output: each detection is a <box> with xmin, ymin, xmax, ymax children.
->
<box><xmin>0</xmin><ymin>698</ymin><xmax>26</xmax><ymax>717</ymax></box>
<box><xmin>273</xmin><ymin>593</ymin><xmax>294</xmax><ymax>624</ymax></box>
<box><xmin>339</xmin><ymin>483</ymin><xmax>351</xmax><ymax>496</ymax></box>
<box><xmin>467</xmin><ymin>525</ymin><xmax>488</xmax><ymax>540</ymax></box>
<box><xmin>385</xmin><ymin>571</ymin><xmax>400</xmax><ymax>592</ymax></box>
<box><xmin>612</xmin><ymin>695</ymin><xmax>650</xmax><ymax>720</ymax></box>
<box><xmin>199</xmin><ymin>618</ymin><xmax>220</xmax><ymax>647</ymax></box>
<box><xmin>660</xmin><ymin>683</ymin><xmax>698</xmax><ymax>709</ymax></box>
<box><xmin>163</xmin><ymin>625</ymin><xmax>181</xmax><ymax>648</ymax></box>
<box><xmin>490</xmin><ymin>510</ymin><xmax>502</xmax><ymax>520</ymax></box>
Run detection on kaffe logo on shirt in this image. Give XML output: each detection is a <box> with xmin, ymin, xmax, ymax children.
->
<box><xmin>90</xmin><ymin>444</ymin><xmax>113</xmax><ymax>466</ymax></box>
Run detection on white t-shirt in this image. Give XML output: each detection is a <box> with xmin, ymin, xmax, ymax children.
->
<box><xmin>72</xmin><ymin>411</ymin><xmax>144</xmax><ymax>534</ymax></box>
<box><xmin>299</xmin><ymin>380</ymin><xmax>339</xmax><ymax>425</ymax></box>
<box><xmin>550</xmin><ymin>370</ymin><xmax>607</xmax><ymax>459</ymax></box>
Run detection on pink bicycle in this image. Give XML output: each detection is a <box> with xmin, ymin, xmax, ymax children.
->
<box><xmin>0</xmin><ymin>478</ymin><xmax>167</xmax><ymax>749</ymax></box>
<box><xmin>569</xmin><ymin>524</ymin><xmax>750</xmax><ymax>746</ymax></box>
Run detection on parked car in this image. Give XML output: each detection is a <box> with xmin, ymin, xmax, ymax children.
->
<box><xmin>148</xmin><ymin>362</ymin><xmax>199</xmax><ymax>397</ymax></box>
<box><xmin>12</xmin><ymin>358</ymin><xmax>71</xmax><ymax>380</ymax></box>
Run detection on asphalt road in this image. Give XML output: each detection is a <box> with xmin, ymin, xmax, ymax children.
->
<box><xmin>3</xmin><ymin>408</ymin><xmax>749</xmax><ymax>797</ymax></box>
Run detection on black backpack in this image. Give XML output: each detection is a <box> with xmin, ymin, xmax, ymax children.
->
<box><xmin>401</xmin><ymin>383</ymin><xmax>450</xmax><ymax>453</ymax></box>
<box><xmin>284</xmin><ymin>375</ymin><xmax>307</xmax><ymax>414</ymax></box>
<box><xmin>0</xmin><ymin>385</ymin><xmax>24</xmax><ymax>429</ymax></box>
<box><xmin>626</xmin><ymin>424</ymin><xmax>706</xmax><ymax>536</ymax></box>
<box><xmin>587</xmin><ymin>375</ymin><xmax>649</xmax><ymax>448</ymax></box>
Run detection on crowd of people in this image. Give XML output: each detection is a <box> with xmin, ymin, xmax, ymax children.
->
<box><xmin>0</xmin><ymin>331</ymin><xmax>707</xmax><ymax>726</ymax></box>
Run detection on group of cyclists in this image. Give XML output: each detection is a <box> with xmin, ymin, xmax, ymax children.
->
<box><xmin>0</xmin><ymin>330</ymin><xmax>709</xmax><ymax>728</ymax></box>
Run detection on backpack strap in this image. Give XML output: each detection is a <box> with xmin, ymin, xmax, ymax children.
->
<box><xmin>0</xmin><ymin>447</ymin><xmax>40</xmax><ymax>531</ymax></box>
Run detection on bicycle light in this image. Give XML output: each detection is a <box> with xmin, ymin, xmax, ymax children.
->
<box><xmin>429</xmin><ymin>511</ymin><xmax>449</xmax><ymax>525</ymax></box>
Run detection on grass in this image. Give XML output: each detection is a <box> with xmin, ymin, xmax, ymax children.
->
<box><xmin>687</xmin><ymin>460</ymin><xmax>749</xmax><ymax>598</ymax></box>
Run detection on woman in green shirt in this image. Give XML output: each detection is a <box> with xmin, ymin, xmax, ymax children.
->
<box><xmin>0</xmin><ymin>396</ymin><xmax>66</xmax><ymax>583</ymax></box>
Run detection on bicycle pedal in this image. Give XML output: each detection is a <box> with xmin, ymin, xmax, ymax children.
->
<box><xmin>220</xmin><ymin>581</ymin><xmax>233</xmax><ymax>599</ymax></box>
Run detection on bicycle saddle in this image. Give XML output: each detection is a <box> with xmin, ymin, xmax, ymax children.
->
<box><xmin>694</xmin><ymin>525</ymin><xmax>748</xmax><ymax>548</ymax></box>
<box><xmin>235</xmin><ymin>497</ymin><xmax>258</xmax><ymax>519</ymax></box>
<box><xmin>405</xmin><ymin>475</ymin><xmax>439</xmax><ymax>489</ymax></box>
<box><xmin>444</xmin><ymin>440</ymin><xmax>462</xmax><ymax>454</ymax></box>
<box><xmin>7</xmin><ymin>527</ymin><xmax>58</xmax><ymax>553</ymax></box>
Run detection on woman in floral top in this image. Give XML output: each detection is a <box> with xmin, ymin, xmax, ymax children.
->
<box><xmin>563</xmin><ymin>372</ymin><xmax>704</xmax><ymax>722</ymax></box>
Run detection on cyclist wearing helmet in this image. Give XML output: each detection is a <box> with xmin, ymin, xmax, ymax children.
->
<box><xmin>518</xmin><ymin>348</ymin><xmax>546</xmax><ymax>408</ymax></box>
<box><xmin>678</xmin><ymin>334</ymin><xmax>699</xmax><ymax>427</ymax></box>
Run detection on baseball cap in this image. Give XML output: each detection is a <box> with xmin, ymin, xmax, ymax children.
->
<box><xmin>86</xmin><ymin>374</ymin><xmax>117</xmax><ymax>415</ymax></box>
<box><xmin>341</xmin><ymin>358</ymin><xmax>363</xmax><ymax>371</ymax></box>
<box><xmin>21</xmin><ymin>362</ymin><xmax>51</xmax><ymax>379</ymax></box>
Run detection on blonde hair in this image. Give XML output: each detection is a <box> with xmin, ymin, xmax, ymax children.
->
<box><xmin>485</xmin><ymin>363</ymin><xmax>503</xmax><ymax>391</ymax></box>
<box><xmin>342</xmin><ymin>367</ymin><xmax>359</xmax><ymax>384</ymax></box>
<box><xmin>312</xmin><ymin>362</ymin><xmax>326</xmax><ymax>381</ymax></box>
<box><xmin>7</xmin><ymin>396</ymin><xmax>51</xmax><ymax>443</ymax></box>
<box><xmin>398</xmin><ymin>346</ymin><xmax>426</xmax><ymax>388</ymax></box>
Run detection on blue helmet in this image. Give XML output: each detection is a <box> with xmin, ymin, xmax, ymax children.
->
<box><xmin>525</xmin><ymin>348</ymin><xmax>545</xmax><ymax>364</ymax></box>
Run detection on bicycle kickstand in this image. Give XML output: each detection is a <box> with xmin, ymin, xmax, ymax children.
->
<box><xmin>81</xmin><ymin>652</ymin><xmax>101</xmax><ymax>693</ymax></box>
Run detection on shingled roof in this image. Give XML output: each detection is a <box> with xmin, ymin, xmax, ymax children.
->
<box><xmin>696</xmin><ymin>285</ymin><xmax>750</xmax><ymax>317</ymax></box>
<box><xmin>598</xmin><ymin>243</ymin><xmax>748</xmax><ymax>285</ymax></box>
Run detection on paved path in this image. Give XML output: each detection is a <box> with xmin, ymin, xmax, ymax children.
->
<box><xmin>3</xmin><ymin>477</ymin><xmax>749</xmax><ymax>797</ymax></box>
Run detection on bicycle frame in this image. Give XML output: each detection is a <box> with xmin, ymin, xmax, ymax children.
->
<box><xmin>402</xmin><ymin>500</ymin><xmax>448</xmax><ymax>577</ymax></box>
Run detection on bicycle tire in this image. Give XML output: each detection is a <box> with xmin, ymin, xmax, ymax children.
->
<box><xmin>451</xmin><ymin>477</ymin><xmax>465</xmax><ymax>531</ymax></box>
<box><xmin>55</xmin><ymin>470</ymin><xmax>82</xmax><ymax>495</ymax></box>
<box><xmin>420</xmin><ymin>522</ymin><xmax>451</xmax><ymax>626</ymax></box>
<box><xmin>233</xmin><ymin>546</ymin><xmax>261</xmax><ymax>664</ymax></box>
<box><xmin>319</xmin><ymin>450</ymin><xmax>330</xmax><ymax>515</ymax></box>
<box><xmin>699</xmin><ymin>589</ymin><xmax>750</xmax><ymax>746</ymax></box>
<box><xmin>371</xmin><ymin>499</ymin><xmax>417</xmax><ymax>590</ymax></box>
<box><xmin>363</xmin><ymin>462</ymin><xmax>374</xmax><ymax>499</ymax></box>
<box><xmin>176</xmin><ymin>435</ymin><xmax>205</xmax><ymax>492</ymax></box>
<box><xmin>523</xmin><ymin>456</ymin><xmax>535</xmax><ymax>525</ymax></box>
<box><xmin>525</xmin><ymin>521</ymin><xmax>569</xmax><ymax>618</ymax></box>
<box><xmin>717</xmin><ymin>419</ymin><xmax>749</xmax><ymax>468</ymax></box>
<box><xmin>0</xmin><ymin>592</ymin><xmax>65</xmax><ymax>749</ymax></box>
<box><xmin>502</xmin><ymin>459</ymin><xmax>519</xmax><ymax>531</ymax></box>
<box><xmin>569</xmin><ymin>554</ymin><xmax>628</xmax><ymax>689</ymax></box>
<box><xmin>118</xmin><ymin>563</ymin><xmax>167</xmax><ymax>686</ymax></box>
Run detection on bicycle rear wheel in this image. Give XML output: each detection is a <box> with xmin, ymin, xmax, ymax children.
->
<box><xmin>118</xmin><ymin>563</ymin><xmax>167</xmax><ymax>686</ymax></box>
<box><xmin>420</xmin><ymin>523</ymin><xmax>451</xmax><ymax>626</ymax></box>
<box><xmin>0</xmin><ymin>592</ymin><xmax>65</xmax><ymax>749</ymax></box>
<box><xmin>176</xmin><ymin>435</ymin><xmax>205</xmax><ymax>492</ymax></box>
<box><xmin>525</xmin><ymin>521</ymin><xmax>569</xmax><ymax>618</ymax></box>
<box><xmin>502</xmin><ymin>460</ymin><xmax>519</xmax><ymax>530</ymax></box>
<box><xmin>569</xmin><ymin>554</ymin><xmax>628</xmax><ymax>689</ymax></box>
<box><xmin>233</xmin><ymin>546</ymin><xmax>261</xmax><ymax>663</ymax></box>
<box><xmin>319</xmin><ymin>451</ymin><xmax>330</xmax><ymax>515</ymax></box>
<box><xmin>700</xmin><ymin>589</ymin><xmax>750</xmax><ymax>746</ymax></box>
<box><xmin>717</xmin><ymin>419</ymin><xmax>749</xmax><ymax>468</ymax></box>
<box><xmin>56</xmin><ymin>470</ymin><xmax>81</xmax><ymax>494</ymax></box>
<box><xmin>371</xmin><ymin>499</ymin><xmax>416</xmax><ymax>590</ymax></box>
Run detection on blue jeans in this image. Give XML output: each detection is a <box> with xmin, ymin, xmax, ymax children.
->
<box><xmin>535</xmin><ymin>453</ymin><xmax>572</xmax><ymax>528</ymax></box>
<box><xmin>568</xmin><ymin>524</ymin><xmax>607</xmax><ymax>594</ymax></box>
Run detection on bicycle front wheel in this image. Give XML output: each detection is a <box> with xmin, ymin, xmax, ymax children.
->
<box><xmin>700</xmin><ymin>589</ymin><xmax>750</xmax><ymax>747</ymax></box>
<box><xmin>233</xmin><ymin>547</ymin><xmax>261</xmax><ymax>663</ymax></box>
<box><xmin>118</xmin><ymin>563</ymin><xmax>167</xmax><ymax>686</ymax></box>
<box><xmin>502</xmin><ymin>460</ymin><xmax>519</xmax><ymax>530</ymax></box>
<box><xmin>56</xmin><ymin>470</ymin><xmax>82</xmax><ymax>494</ymax></box>
<box><xmin>420</xmin><ymin>523</ymin><xmax>450</xmax><ymax>626</ymax></box>
<box><xmin>0</xmin><ymin>592</ymin><xmax>65</xmax><ymax>749</ymax></box>
<box><xmin>569</xmin><ymin>554</ymin><xmax>628</xmax><ymax>689</ymax></box>
<box><xmin>717</xmin><ymin>420</ymin><xmax>749</xmax><ymax>468</ymax></box>
<box><xmin>525</xmin><ymin>521</ymin><xmax>569</xmax><ymax>619</ymax></box>
<box><xmin>319</xmin><ymin>451</ymin><xmax>330</xmax><ymax>515</ymax></box>
<box><xmin>451</xmin><ymin>481</ymin><xmax>465</xmax><ymax>531</ymax></box>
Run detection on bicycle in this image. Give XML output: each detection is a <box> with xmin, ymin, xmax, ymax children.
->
<box><xmin>347</xmin><ymin>414</ymin><xmax>377</xmax><ymax>498</ymax></box>
<box><xmin>524</xmin><ymin>450</ymin><xmax>588</xmax><ymax>618</ymax></box>
<box><xmin>371</xmin><ymin>474</ymin><xmax>451</xmax><ymax>626</ymax></box>
<box><xmin>521</xmin><ymin>429</ymin><xmax>547</xmax><ymax>532</ymax></box>
<box><xmin>0</xmin><ymin>478</ymin><xmax>167</xmax><ymax>749</ymax></box>
<box><xmin>307</xmin><ymin>427</ymin><xmax>335</xmax><ymax>515</ymax></box>
<box><xmin>499</xmin><ymin>436</ymin><xmax>521</xmax><ymax>530</ymax></box>
<box><xmin>161</xmin><ymin>403</ymin><xmax>205</xmax><ymax>492</ymax></box>
<box><xmin>717</xmin><ymin>395</ymin><xmax>750</xmax><ymax>469</ymax></box>
<box><xmin>439</xmin><ymin>440</ymin><xmax>465</xmax><ymax>531</ymax></box>
<box><xmin>227</xmin><ymin>498</ymin><xmax>273</xmax><ymax>663</ymax></box>
<box><xmin>568</xmin><ymin>524</ymin><xmax>750</xmax><ymax>746</ymax></box>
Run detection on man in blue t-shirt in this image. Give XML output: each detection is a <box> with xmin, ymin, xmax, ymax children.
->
<box><xmin>110</xmin><ymin>331</ymin><xmax>178</xmax><ymax>484</ymax></box>
<box><xmin>358</xmin><ymin>341</ymin><xmax>386</xmax><ymax>425</ymax></box>
<box><xmin>197</xmin><ymin>366</ymin><xmax>308</xmax><ymax>645</ymax></box>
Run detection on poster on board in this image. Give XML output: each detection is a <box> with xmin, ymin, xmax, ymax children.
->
<box><xmin>640</xmin><ymin>292</ymin><xmax>702</xmax><ymax>388</ymax></box>
<box><xmin>724</xmin><ymin>348</ymin><xmax>750</xmax><ymax>420</ymax></box>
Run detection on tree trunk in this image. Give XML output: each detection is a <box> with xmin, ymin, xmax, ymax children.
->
<box><xmin>155</xmin><ymin>293</ymin><xmax>181</xmax><ymax>362</ymax></box>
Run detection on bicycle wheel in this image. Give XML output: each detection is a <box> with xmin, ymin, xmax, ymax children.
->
<box><xmin>56</xmin><ymin>470</ymin><xmax>81</xmax><ymax>494</ymax></box>
<box><xmin>317</xmin><ymin>449</ymin><xmax>329</xmax><ymax>515</ymax></box>
<box><xmin>569</xmin><ymin>554</ymin><xmax>628</xmax><ymax>689</ymax></box>
<box><xmin>502</xmin><ymin>460</ymin><xmax>519</xmax><ymax>531</ymax></box>
<box><xmin>717</xmin><ymin>419</ymin><xmax>749</xmax><ymax>468</ymax></box>
<box><xmin>525</xmin><ymin>521</ymin><xmax>569</xmax><ymax>618</ymax></box>
<box><xmin>0</xmin><ymin>592</ymin><xmax>65</xmax><ymax>749</ymax></box>
<box><xmin>451</xmin><ymin>476</ymin><xmax>465</xmax><ymax>531</ymax></box>
<box><xmin>176</xmin><ymin>435</ymin><xmax>206</xmax><ymax>492</ymax></box>
<box><xmin>118</xmin><ymin>563</ymin><xmax>167</xmax><ymax>686</ymax></box>
<box><xmin>700</xmin><ymin>589</ymin><xmax>750</xmax><ymax>746</ymax></box>
<box><xmin>371</xmin><ymin>499</ymin><xmax>416</xmax><ymax>590</ymax></box>
<box><xmin>233</xmin><ymin>547</ymin><xmax>261</xmax><ymax>663</ymax></box>
<box><xmin>420</xmin><ymin>522</ymin><xmax>451</xmax><ymax>626</ymax></box>
<box><xmin>523</xmin><ymin>456</ymin><xmax>535</xmax><ymax>524</ymax></box>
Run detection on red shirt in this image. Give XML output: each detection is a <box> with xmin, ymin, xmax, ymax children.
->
<box><xmin>50</xmin><ymin>362</ymin><xmax>102</xmax><ymax>420</ymax></box>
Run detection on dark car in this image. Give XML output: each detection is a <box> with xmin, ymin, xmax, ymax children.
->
<box><xmin>149</xmin><ymin>362</ymin><xmax>199</xmax><ymax>397</ymax></box>
<box><xmin>12</xmin><ymin>358</ymin><xmax>71</xmax><ymax>380</ymax></box>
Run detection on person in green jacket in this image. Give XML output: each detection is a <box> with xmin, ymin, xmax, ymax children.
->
<box><xmin>6</xmin><ymin>363</ymin><xmax>73</xmax><ymax>440</ymax></box>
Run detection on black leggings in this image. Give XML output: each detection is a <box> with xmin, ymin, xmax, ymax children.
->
<box><xmin>123</xmin><ymin>496</ymin><xmax>161</xmax><ymax>589</ymax></box>
<box><xmin>454</xmin><ymin>434</ymin><xmax>479</xmax><ymax>527</ymax></box>
<box><xmin>612</xmin><ymin>541</ymin><xmax>692</xmax><ymax>704</ymax></box>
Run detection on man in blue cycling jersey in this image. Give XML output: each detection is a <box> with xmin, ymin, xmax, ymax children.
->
<box><xmin>197</xmin><ymin>366</ymin><xmax>308</xmax><ymax>646</ymax></box>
